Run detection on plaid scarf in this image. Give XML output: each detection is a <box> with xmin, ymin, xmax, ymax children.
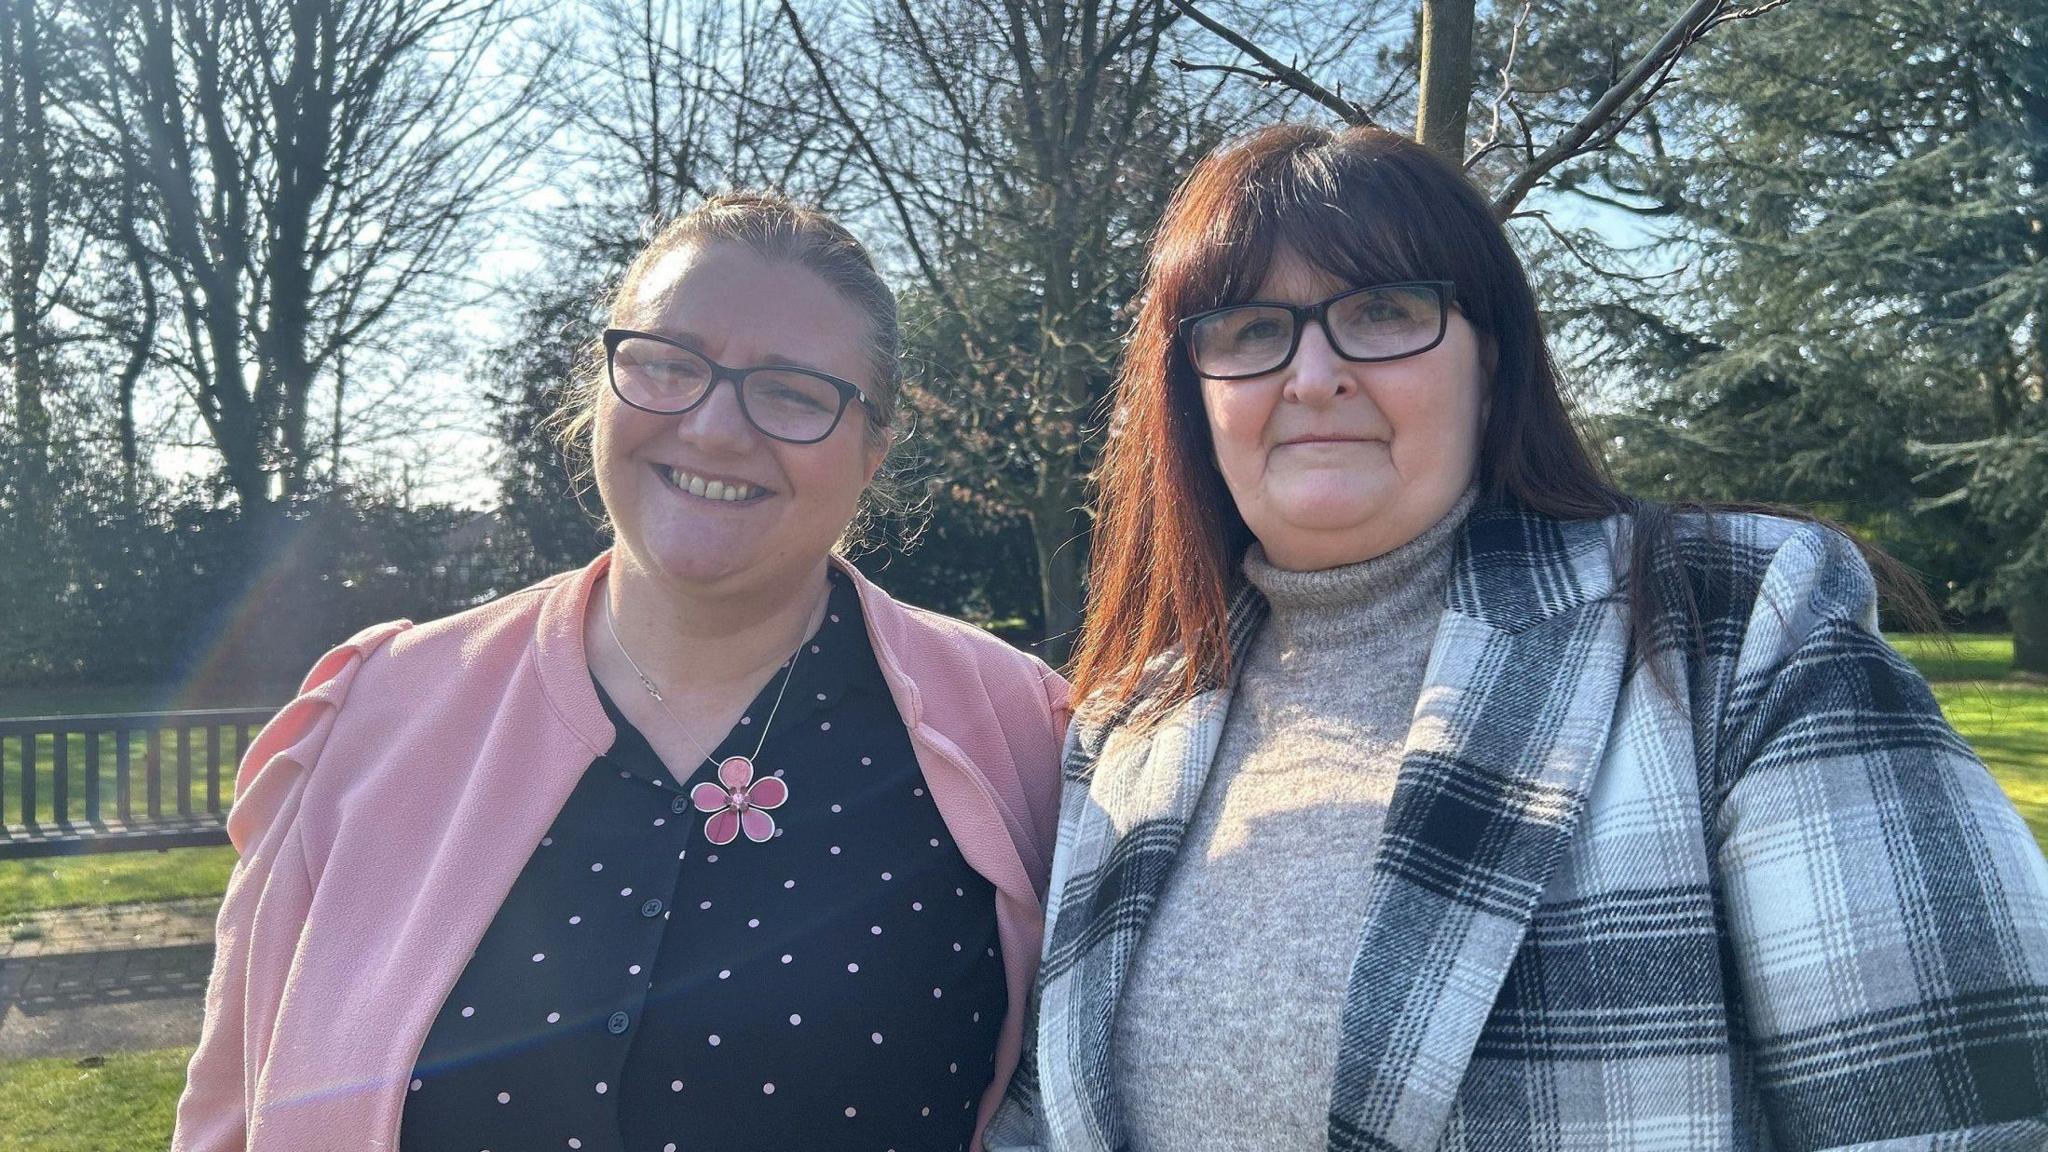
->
<box><xmin>988</xmin><ymin>503</ymin><xmax>2048</xmax><ymax>1151</ymax></box>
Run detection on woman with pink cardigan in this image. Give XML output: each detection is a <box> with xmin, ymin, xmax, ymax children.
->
<box><xmin>173</xmin><ymin>192</ymin><xmax>1068</xmax><ymax>1152</ymax></box>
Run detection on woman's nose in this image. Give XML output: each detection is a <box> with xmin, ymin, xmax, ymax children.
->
<box><xmin>1281</xmin><ymin>323</ymin><xmax>1357</xmax><ymax>404</ymax></box>
<box><xmin>672</xmin><ymin>378</ymin><xmax>758</xmax><ymax>448</ymax></box>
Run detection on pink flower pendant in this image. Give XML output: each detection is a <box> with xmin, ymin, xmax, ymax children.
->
<box><xmin>689</xmin><ymin>756</ymin><xmax>789</xmax><ymax>845</ymax></box>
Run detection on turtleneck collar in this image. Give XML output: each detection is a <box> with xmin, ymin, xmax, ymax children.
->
<box><xmin>1239</xmin><ymin>486</ymin><xmax>1478</xmax><ymax>646</ymax></box>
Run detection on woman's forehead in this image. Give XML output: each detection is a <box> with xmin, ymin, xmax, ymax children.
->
<box><xmin>624</xmin><ymin>247</ymin><xmax>697</xmax><ymax>317</ymax></box>
<box><xmin>625</xmin><ymin>243</ymin><xmax>849</xmax><ymax>325</ymax></box>
<box><xmin>619</xmin><ymin>242</ymin><xmax>727</xmax><ymax>324</ymax></box>
<box><xmin>616</xmin><ymin>241</ymin><xmax>874</xmax><ymax>377</ymax></box>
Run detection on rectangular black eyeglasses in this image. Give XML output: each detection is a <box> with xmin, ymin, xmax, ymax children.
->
<box><xmin>603</xmin><ymin>327</ymin><xmax>880</xmax><ymax>445</ymax></box>
<box><xmin>1176</xmin><ymin>280</ymin><xmax>1457</xmax><ymax>381</ymax></box>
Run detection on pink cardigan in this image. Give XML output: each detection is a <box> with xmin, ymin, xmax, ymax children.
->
<box><xmin>172</xmin><ymin>552</ymin><xmax>1069</xmax><ymax>1150</ymax></box>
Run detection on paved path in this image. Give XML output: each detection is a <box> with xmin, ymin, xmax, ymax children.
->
<box><xmin>0</xmin><ymin>898</ymin><xmax>216</xmax><ymax>1061</ymax></box>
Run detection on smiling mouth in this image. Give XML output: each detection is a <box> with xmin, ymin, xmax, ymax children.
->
<box><xmin>654</xmin><ymin>464</ymin><xmax>768</xmax><ymax>502</ymax></box>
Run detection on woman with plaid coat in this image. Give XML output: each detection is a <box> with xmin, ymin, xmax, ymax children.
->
<box><xmin>987</xmin><ymin>124</ymin><xmax>2048</xmax><ymax>1152</ymax></box>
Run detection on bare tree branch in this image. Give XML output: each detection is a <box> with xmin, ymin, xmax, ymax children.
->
<box><xmin>1168</xmin><ymin>56</ymin><xmax>1279</xmax><ymax>86</ymax></box>
<box><xmin>1164</xmin><ymin>0</ymin><xmax>1377</xmax><ymax>127</ymax></box>
<box><xmin>1490</xmin><ymin>0</ymin><xmax>1780</xmax><ymax>217</ymax></box>
<box><xmin>1515</xmin><ymin>208</ymin><xmax>1680</xmax><ymax>285</ymax></box>
<box><xmin>1470</xmin><ymin>0</ymin><xmax>1534</xmax><ymax>164</ymax></box>
<box><xmin>776</xmin><ymin>0</ymin><xmax>962</xmax><ymax>316</ymax></box>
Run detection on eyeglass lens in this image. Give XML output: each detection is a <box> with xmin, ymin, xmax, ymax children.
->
<box><xmin>1187</xmin><ymin>284</ymin><xmax>1445</xmax><ymax>378</ymax></box>
<box><xmin>610</xmin><ymin>336</ymin><xmax>847</xmax><ymax>442</ymax></box>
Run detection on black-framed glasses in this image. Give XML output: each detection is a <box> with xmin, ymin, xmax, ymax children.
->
<box><xmin>603</xmin><ymin>328</ymin><xmax>880</xmax><ymax>445</ymax></box>
<box><xmin>1177</xmin><ymin>281</ymin><xmax>1456</xmax><ymax>380</ymax></box>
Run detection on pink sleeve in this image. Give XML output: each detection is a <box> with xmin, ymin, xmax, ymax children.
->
<box><xmin>1034</xmin><ymin>669</ymin><xmax>1071</xmax><ymax>859</ymax></box>
<box><xmin>171</xmin><ymin>621</ymin><xmax>409</xmax><ymax>1150</ymax></box>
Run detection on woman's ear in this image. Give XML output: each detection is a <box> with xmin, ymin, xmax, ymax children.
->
<box><xmin>862</xmin><ymin>430</ymin><xmax>893</xmax><ymax>486</ymax></box>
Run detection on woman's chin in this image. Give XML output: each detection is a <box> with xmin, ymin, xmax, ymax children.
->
<box><xmin>1260</xmin><ymin>481</ymin><xmax>1399</xmax><ymax>535</ymax></box>
<box><xmin>622</xmin><ymin>508</ymin><xmax>774</xmax><ymax>591</ymax></box>
<box><xmin>1251</xmin><ymin>490</ymin><xmax>1446</xmax><ymax>568</ymax></box>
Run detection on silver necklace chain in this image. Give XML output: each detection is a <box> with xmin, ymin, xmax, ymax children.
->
<box><xmin>601</xmin><ymin>581</ymin><xmax>815</xmax><ymax>772</ymax></box>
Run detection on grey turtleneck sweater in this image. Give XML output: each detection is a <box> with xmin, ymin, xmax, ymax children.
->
<box><xmin>1112</xmin><ymin>489</ymin><xmax>1477</xmax><ymax>1152</ymax></box>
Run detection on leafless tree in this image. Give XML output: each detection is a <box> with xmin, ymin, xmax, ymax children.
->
<box><xmin>1</xmin><ymin>0</ymin><xmax>60</xmax><ymax>528</ymax></box>
<box><xmin>548</xmin><ymin>0</ymin><xmax>860</xmax><ymax>231</ymax></box>
<box><xmin>80</xmin><ymin>0</ymin><xmax>551</xmax><ymax>514</ymax></box>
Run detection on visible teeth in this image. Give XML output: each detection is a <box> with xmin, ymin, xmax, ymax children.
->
<box><xmin>659</xmin><ymin>464</ymin><xmax>759</xmax><ymax>501</ymax></box>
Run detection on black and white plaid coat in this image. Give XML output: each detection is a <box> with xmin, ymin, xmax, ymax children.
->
<box><xmin>988</xmin><ymin>504</ymin><xmax>2048</xmax><ymax>1152</ymax></box>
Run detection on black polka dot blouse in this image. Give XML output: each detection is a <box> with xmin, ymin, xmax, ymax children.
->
<box><xmin>401</xmin><ymin>568</ymin><xmax>1007</xmax><ymax>1152</ymax></box>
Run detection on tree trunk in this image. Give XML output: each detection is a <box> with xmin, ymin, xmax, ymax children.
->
<box><xmin>265</xmin><ymin>0</ymin><xmax>331</xmax><ymax>499</ymax></box>
<box><xmin>2013</xmin><ymin>569</ymin><xmax>2048</xmax><ymax>677</ymax></box>
<box><xmin>1415</xmin><ymin>0</ymin><xmax>1474</xmax><ymax>161</ymax></box>
<box><xmin>115</xmin><ymin>236</ymin><xmax>154</xmax><ymax>508</ymax></box>
<box><xmin>2</xmin><ymin>0</ymin><xmax>53</xmax><ymax>527</ymax></box>
<box><xmin>331</xmin><ymin>357</ymin><xmax>345</xmax><ymax>484</ymax></box>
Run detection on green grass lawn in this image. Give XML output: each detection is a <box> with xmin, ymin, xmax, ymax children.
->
<box><xmin>0</xmin><ymin>1048</ymin><xmax>189</xmax><ymax>1151</ymax></box>
<box><xmin>1888</xmin><ymin>632</ymin><xmax>2019</xmax><ymax>683</ymax></box>
<box><xmin>0</xmin><ymin>846</ymin><xmax>238</xmax><ymax>923</ymax></box>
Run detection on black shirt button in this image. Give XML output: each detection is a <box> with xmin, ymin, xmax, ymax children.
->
<box><xmin>670</xmin><ymin>795</ymin><xmax>689</xmax><ymax>815</ymax></box>
<box><xmin>607</xmin><ymin>1011</ymin><xmax>631</xmax><ymax>1035</ymax></box>
<box><xmin>640</xmin><ymin>899</ymin><xmax>663</xmax><ymax>918</ymax></box>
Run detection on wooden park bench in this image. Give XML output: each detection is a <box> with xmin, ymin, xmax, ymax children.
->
<box><xmin>0</xmin><ymin>709</ymin><xmax>275</xmax><ymax>859</ymax></box>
